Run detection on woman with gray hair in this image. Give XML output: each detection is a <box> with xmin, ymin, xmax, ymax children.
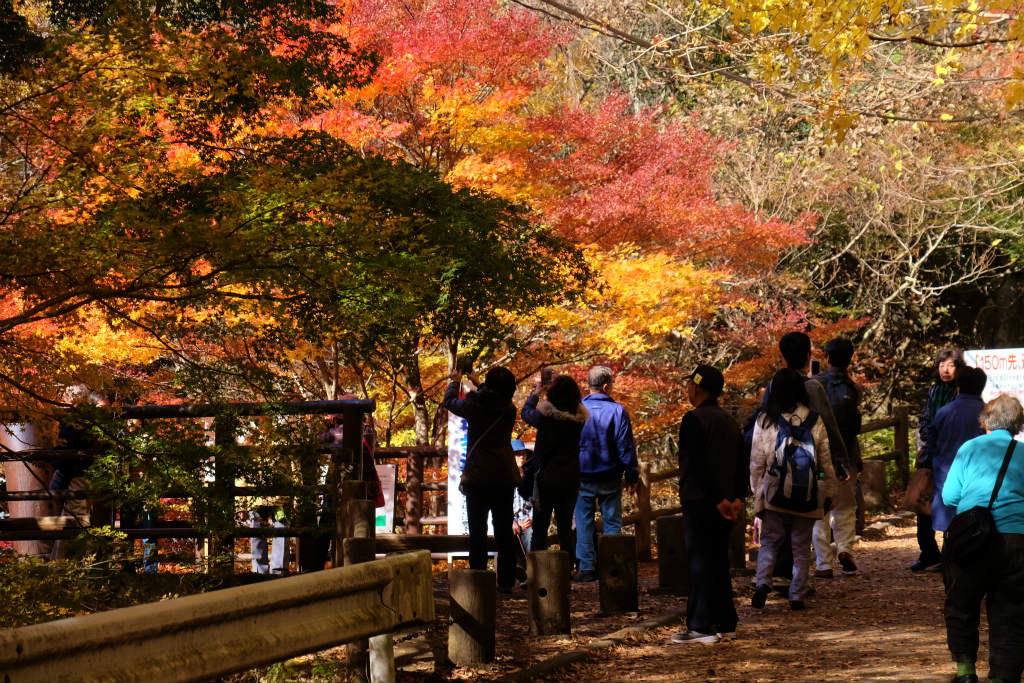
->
<box><xmin>941</xmin><ymin>394</ymin><xmax>1024</xmax><ymax>683</ymax></box>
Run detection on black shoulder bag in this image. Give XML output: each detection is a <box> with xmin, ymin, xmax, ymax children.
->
<box><xmin>944</xmin><ymin>437</ymin><xmax>1018</xmax><ymax>566</ymax></box>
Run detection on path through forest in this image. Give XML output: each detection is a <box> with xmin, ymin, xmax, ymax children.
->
<box><xmin>533</xmin><ymin>518</ymin><xmax>969</xmax><ymax>682</ymax></box>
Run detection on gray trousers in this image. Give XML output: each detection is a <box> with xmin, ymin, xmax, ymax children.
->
<box><xmin>756</xmin><ymin>509</ymin><xmax>816</xmax><ymax>601</ymax></box>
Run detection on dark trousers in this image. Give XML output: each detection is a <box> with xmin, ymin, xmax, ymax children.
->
<box><xmin>944</xmin><ymin>533</ymin><xmax>1024</xmax><ymax>682</ymax></box>
<box><xmin>464</xmin><ymin>483</ymin><xmax>516</xmax><ymax>589</ymax></box>
<box><xmin>531</xmin><ymin>485</ymin><xmax>577</xmax><ymax>555</ymax></box>
<box><xmin>918</xmin><ymin>513</ymin><xmax>941</xmax><ymax>562</ymax></box>
<box><xmin>683</xmin><ymin>501</ymin><xmax>738</xmax><ymax>634</ymax></box>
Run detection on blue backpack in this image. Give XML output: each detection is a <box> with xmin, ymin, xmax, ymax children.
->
<box><xmin>765</xmin><ymin>411</ymin><xmax>821</xmax><ymax>513</ymax></box>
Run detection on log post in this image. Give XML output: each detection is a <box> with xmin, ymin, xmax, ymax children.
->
<box><xmin>448</xmin><ymin>569</ymin><xmax>496</xmax><ymax>665</ymax></box>
<box><xmin>728</xmin><ymin>503</ymin><xmax>748</xmax><ymax>573</ymax></box>
<box><xmin>343</xmin><ymin>537</ymin><xmax>374</xmax><ymax>683</ymax></box>
<box><xmin>655</xmin><ymin>515</ymin><xmax>688</xmax><ymax>594</ymax></box>
<box><xmin>861</xmin><ymin>460</ymin><xmax>889</xmax><ymax>510</ymax></box>
<box><xmin>211</xmin><ymin>416</ymin><xmax>238</xmax><ymax>572</ymax></box>
<box><xmin>368</xmin><ymin>633</ymin><xmax>395</xmax><ymax>683</ymax></box>
<box><xmin>597</xmin><ymin>534</ymin><xmax>638</xmax><ymax>614</ymax></box>
<box><xmin>894</xmin><ymin>405</ymin><xmax>910</xmax><ymax>488</ymax></box>
<box><xmin>526</xmin><ymin>550</ymin><xmax>571</xmax><ymax>635</ymax></box>
<box><xmin>405</xmin><ymin>451</ymin><xmax>423</xmax><ymax>535</ymax></box>
<box><xmin>635</xmin><ymin>464</ymin><xmax>652</xmax><ymax>561</ymax></box>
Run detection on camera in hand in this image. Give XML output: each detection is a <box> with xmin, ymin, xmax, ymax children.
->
<box><xmin>457</xmin><ymin>356</ymin><xmax>474</xmax><ymax>374</ymax></box>
<box><xmin>540</xmin><ymin>368</ymin><xmax>554</xmax><ymax>386</ymax></box>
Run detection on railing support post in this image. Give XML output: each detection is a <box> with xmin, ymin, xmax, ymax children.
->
<box><xmin>894</xmin><ymin>405</ymin><xmax>910</xmax><ymax>488</ymax></box>
<box><xmin>636</xmin><ymin>464</ymin><xmax>652</xmax><ymax>561</ymax></box>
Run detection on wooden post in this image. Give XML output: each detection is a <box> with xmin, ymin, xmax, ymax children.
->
<box><xmin>368</xmin><ymin>633</ymin><xmax>395</xmax><ymax>683</ymax></box>
<box><xmin>728</xmin><ymin>503</ymin><xmax>748</xmax><ymax>573</ymax></box>
<box><xmin>526</xmin><ymin>550</ymin><xmax>571</xmax><ymax>635</ymax></box>
<box><xmin>861</xmin><ymin>460</ymin><xmax>889</xmax><ymax>510</ymax></box>
<box><xmin>655</xmin><ymin>515</ymin><xmax>688</xmax><ymax>594</ymax></box>
<box><xmin>405</xmin><ymin>451</ymin><xmax>423</xmax><ymax>535</ymax></box>
<box><xmin>635</xmin><ymin>464</ymin><xmax>652</xmax><ymax>561</ymax></box>
<box><xmin>211</xmin><ymin>416</ymin><xmax>237</xmax><ymax>572</ymax></box>
<box><xmin>597</xmin><ymin>534</ymin><xmax>638</xmax><ymax>614</ymax></box>
<box><xmin>894</xmin><ymin>405</ymin><xmax>910</xmax><ymax>488</ymax></box>
<box><xmin>448</xmin><ymin>569</ymin><xmax>496</xmax><ymax>665</ymax></box>
<box><xmin>855</xmin><ymin>479</ymin><xmax>866</xmax><ymax>536</ymax></box>
<box><xmin>343</xmin><ymin>537</ymin><xmax>374</xmax><ymax>683</ymax></box>
<box><xmin>1</xmin><ymin>422</ymin><xmax>56</xmax><ymax>557</ymax></box>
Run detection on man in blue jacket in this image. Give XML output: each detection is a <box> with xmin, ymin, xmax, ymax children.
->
<box><xmin>925</xmin><ymin>365</ymin><xmax>987</xmax><ymax>536</ymax></box>
<box><xmin>574</xmin><ymin>365</ymin><xmax>639</xmax><ymax>582</ymax></box>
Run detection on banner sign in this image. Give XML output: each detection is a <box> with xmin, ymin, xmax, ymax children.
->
<box><xmin>447</xmin><ymin>401</ymin><xmax>470</xmax><ymax>537</ymax></box>
<box><xmin>964</xmin><ymin>348</ymin><xmax>1024</xmax><ymax>404</ymax></box>
<box><xmin>374</xmin><ymin>463</ymin><xmax>396</xmax><ymax>535</ymax></box>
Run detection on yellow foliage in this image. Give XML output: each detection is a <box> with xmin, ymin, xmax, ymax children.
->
<box><xmin>536</xmin><ymin>245</ymin><xmax>731</xmax><ymax>357</ymax></box>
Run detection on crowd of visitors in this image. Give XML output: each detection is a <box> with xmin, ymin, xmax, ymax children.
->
<box><xmin>441</xmin><ymin>333</ymin><xmax>1024</xmax><ymax>682</ymax></box>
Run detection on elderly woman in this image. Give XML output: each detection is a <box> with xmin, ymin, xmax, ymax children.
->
<box><xmin>941</xmin><ymin>394</ymin><xmax>1024</xmax><ymax>683</ymax></box>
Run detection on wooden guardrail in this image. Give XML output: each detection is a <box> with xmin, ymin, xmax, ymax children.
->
<box><xmin>0</xmin><ymin>550</ymin><xmax>435</xmax><ymax>682</ymax></box>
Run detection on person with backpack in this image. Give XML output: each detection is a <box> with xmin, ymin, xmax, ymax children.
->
<box><xmin>811</xmin><ymin>337</ymin><xmax>864</xmax><ymax>576</ymax></box>
<box><xmin>750</xmin><ymin>332</ymin><xmax>851</xmax><ymax>588</ymax></box>
<box><xmin>750</xmin><ymin>368</ymin><xmax>838</xmax><ymax>610</ymax></box>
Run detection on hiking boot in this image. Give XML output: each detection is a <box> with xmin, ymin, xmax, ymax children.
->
<box><xmin>838</xmin><ymin>552</ymin><xmax>857</xmax><ymax>573</ymax></box>
<box><xmin>670</xmin><ymin>630</ymin><xmax>720</xmax><ymax>644</ymax></box>
<box><xmin>751</xmin><ymin>584</ymin><xmax>771</xmax><ymax>609</ymax></box>
<box><xmin>573</xmin><ymin>570</ymin><xmax>597</xmax><ymax>583</ymax></box>
<box><xmin>789</xmin><ymin>600</ymin><xmax>807</xmax><ymax>611</ymax></box>
<box><xmin>814</xmin><ymin>568</ymin><xmax>834</xmax><ymax>578</ymax></box>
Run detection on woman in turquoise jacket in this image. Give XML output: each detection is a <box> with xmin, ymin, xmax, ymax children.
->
<box><xmin>941</xmin><ymin>394</ymin><xmax>1024</xmax><ymax>683</ymax></box>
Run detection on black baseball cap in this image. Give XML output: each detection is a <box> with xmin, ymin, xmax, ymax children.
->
<box><xmin>687</xmin><ymin>364</ymin><xmax>725</xmax><ymax>397</ymax></box>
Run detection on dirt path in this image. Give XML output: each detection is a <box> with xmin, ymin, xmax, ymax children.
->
<box><xmin>287</xmin><ymin>516</ymin><xmax>975</xmax><ymax>682</ymax></box>
<box><xmin>530</xmin><ymin>519</ymin><xmax>974</xmax><ymax>682</ymax></box>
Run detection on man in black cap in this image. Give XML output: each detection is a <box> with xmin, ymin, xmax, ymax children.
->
<box><xmin>671</xmin><ymin>364</ymin><xmax>748</xmax><ymax>644</ymax></box>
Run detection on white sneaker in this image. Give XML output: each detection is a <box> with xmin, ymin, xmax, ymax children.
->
<box><xmin>670</xmin><ymin>630</ymin><xmax>720</xmax><ymax>644</ymax></box>
<box><xmin>716</xmin><ymin>631</ymin><xmax>736</xmax><ymax>642</ymax></box>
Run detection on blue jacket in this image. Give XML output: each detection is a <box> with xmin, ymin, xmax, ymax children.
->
<box><xmin>578</xmin><ymin>393</ymin><xmax>639</xmax><ymax>484</ymax></box>
<box><xmin>943</xmin><ymin>430</ymin><xmax>1024</xmax><ymax>535</ymax></box>
<box><xmin>925</xmin><ymin>393</ymin><xmax>985</xmax><ymax>531</ymax></box>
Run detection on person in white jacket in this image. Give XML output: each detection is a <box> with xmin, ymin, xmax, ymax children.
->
<box><xmin>750</xmin><ymin>368</ymin><xmax>838</xmax><ymax>610</ymax></box>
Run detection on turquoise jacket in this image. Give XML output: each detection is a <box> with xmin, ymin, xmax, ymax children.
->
<box><xmin>942</xmin><ymin>430</ymin><xmax>1024</xmax><ymax>534</ymax></box>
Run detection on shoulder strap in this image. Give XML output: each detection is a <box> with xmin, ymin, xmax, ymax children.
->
<box><xmin>466</xmin><ymin>405</ymin><xmax>510</xmax><ymax>460</ymax></box>
<box><xmin>988</xmin><ymin>436</ymin><xmax>1018</xmax><ymax>510</ymax></box>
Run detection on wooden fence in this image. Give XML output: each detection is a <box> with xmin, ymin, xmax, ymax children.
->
<box><xmin>0</xmin><ymin>550</ymin><xmax>434</xmax><ymax>682</ymax></box>
<box><xmin>1</xmin><ymin>405</ymin><xmax>912</xmax><ymax>562</ymax></box>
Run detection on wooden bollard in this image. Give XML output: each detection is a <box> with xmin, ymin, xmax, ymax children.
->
<box><xmin>448</xmin><ymin>569</ymin><xmax>496</xmax><ymax>665</ymax></box>
<box><xmin>729</xmin><ymin>503</ymin><xmax>748</xmax><ymax>572</ymax></box>
<box><xmin>656</xmin><ymin>515</ymin><xmax>688</xmax><ymax>594</ymax></box>
<box><xmin>346</xmin><ymin>499</ymin><xmax>377</xmax><ymax>541</ymax></box>
<box><xmin>598</xmin><ymin>534</ymin><xmax>638</xmax><ymax>614</ymax></box>
<box><xmin>343</xmin><ymin>537</ymin><xmax>374</xmax><ymax>683</ymax></box>
<box><xmin>526</xmin><ymin>550</ymin><xmax>571</xmax><ymax>635</ymax></box>
<box><xmin>861</xmin><ymin>460</ymin><xmax>889</xmax><ymax>509</ymax></box>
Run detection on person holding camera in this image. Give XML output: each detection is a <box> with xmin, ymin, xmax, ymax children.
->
<box><xmin>444</xmin><ymin>364</ymin><xmax>520</xmax><ymax>593</ymax></box>
<box><xmin>521</xmin><ymin>372</ymin><xmax>588</xmax><ymax>558</ymax></box>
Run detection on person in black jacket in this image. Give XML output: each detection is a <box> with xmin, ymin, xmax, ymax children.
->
<box><xmin>444</xmin><ymin>366</ymin><xmax>520</xmax><ymax>592</ymax></box>
<box><xmin>671</xmin><ymin>364</ymin><xmax>747</xmax><ymax>644</ymax></box>
<box><xmin>521</xmin><ymin>374</ymin><xmax>589</xmax><ymax>557</ymax></box>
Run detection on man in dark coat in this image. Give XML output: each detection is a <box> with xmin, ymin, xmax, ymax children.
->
<box><xmin>671</xmin><ymin>364</ymin><xmax>747</xmax><ymax>644</ymax></box>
